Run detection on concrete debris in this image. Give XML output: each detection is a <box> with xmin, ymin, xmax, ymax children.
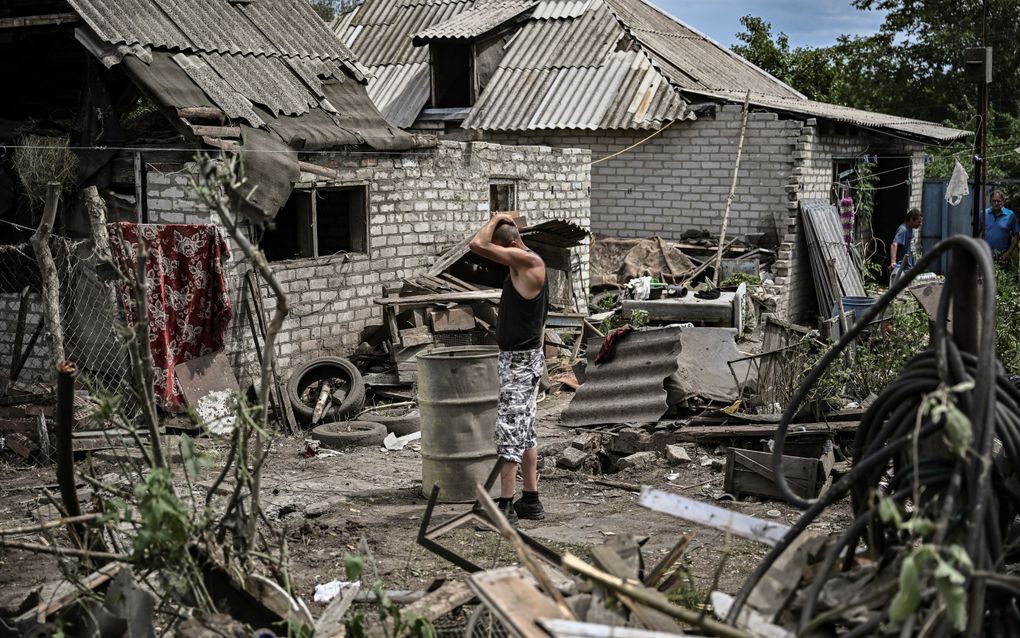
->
<box><xmin>607</xmin><ymin>428</ymin><xmax>650</xmax><ymax>455</ymax></box>
<box><xmin>557</xmin><ymin>446</ymin><xmax>590</xmax><ymax>470</ymax></box>
<box><xmin>664</xmin><ymin>444</ymin><xmax>692</xmax><ymax>464</ymax></box>
<box><xmin>617</xmin><ymin>451</ymin><xmax>657</xmax><ymax>470</ymax></box>
<box><xmin>571</xmin><ymin>433</ymin><xmax>602</xmax><ymax>451</ymax></box>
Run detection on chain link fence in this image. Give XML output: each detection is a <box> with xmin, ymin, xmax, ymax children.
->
<box><xmin>0</xmin><ymin>236</ymin><xmax>130</xmax><ymax>404</ymax></box>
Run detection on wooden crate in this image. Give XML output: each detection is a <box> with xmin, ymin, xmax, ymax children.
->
<box><xmin>724</xmin><ymin>447</ymin><xmax>831</xmax><ymax>501</ymax></box>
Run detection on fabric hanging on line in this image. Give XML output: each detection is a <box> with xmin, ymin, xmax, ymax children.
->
<box><xmin>946</xmin><ymin>159</ymin><xmax>970</xmax><ymax>206</ymax></box>
<box><xmin>107</xmin><ymin>222</ymin><xmax>232</xmax><ymax>409</ymax></box>
<box><xmin>838</xmin><ymin>186</ymin><xmax>855</xmax><ymax>248</ymax></box>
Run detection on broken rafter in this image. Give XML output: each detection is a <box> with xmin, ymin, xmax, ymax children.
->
<box><xmin>178</xmin><ymin>106</ymin><xmax>227</xmax><ymax>122</ymax></box>
<box><xmin>298</xmin><ymin>161</ymin><xmax>339</xmax><ymax>179</ymax></box>
<box><xmin>0</xmin><ymin>13</ymin><xmax>79</xmax><ymax>29</ymax></box>
<box><xmin>188</xmin><ymin>124</ymin><xmax>241</xmax><ymax>139</ymax></box>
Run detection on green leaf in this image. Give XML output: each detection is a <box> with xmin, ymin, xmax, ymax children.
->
<box><xmin>345</xmin><ymin>553</ymin><xmax>364</xmax><ymax>581</ymax></box>
<box><xmin>945</xmin><ymin>544</ymin><xmax>974</xmax><ymax>572</ymax></box>
<box><xmin>934</xmin><ymin>559</ymin><xmax>968</xmax><ymax>630</ymax></box>
<box><xmin>950</xmin><ymin>380</ymin><xmax>975</xmax><ymax>394</ymax></box>
<box><xmin>901</xmin><ymin>516</ymin><xmax>936</xmax><ymax>538</ymax></box>
<box><xmin>890</xmin><ymin>554</ymin><xmax>922</xmax><ymax>622</ymax></box>
<box><xmin>878</xmin><ymin>495</ymin><xmax>902</xmax><ymax>527</ymax></box>
<box><xmin>942</xmin><ymin>402</ymin><xmax>974</xmax><ymax>456</ymax></box>
<box><xmin>180</xmin><ymin>434</ymin><xmax>205</xmax><ymax>478</ymax></box>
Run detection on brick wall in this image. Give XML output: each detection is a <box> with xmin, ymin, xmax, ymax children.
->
<box><xmin>143</xmin><ymin>141</ymin><xmax>591</xmax><ymax>384</ymax></box>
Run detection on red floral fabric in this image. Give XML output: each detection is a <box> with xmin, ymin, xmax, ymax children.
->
<box><xmin>108</xmin><ymin>223</ymin><xmax>232</xmax><ymax>409</ymax></box>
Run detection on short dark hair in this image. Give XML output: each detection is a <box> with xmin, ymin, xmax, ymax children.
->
<box><xmin>492</xmin><ymin>220</ymin><xmax>520</xmax><ymax>246</ymax></box>
<box><xmin>906</xmin><ymin>208</ymin><xmax>922</xmax><ymax>222</ymax></box>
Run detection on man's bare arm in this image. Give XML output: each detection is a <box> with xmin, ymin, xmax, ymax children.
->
<box><xmin>468</xmin><ymin>214</ymin><xmax>541</xmax><ymax>271</ymax></box>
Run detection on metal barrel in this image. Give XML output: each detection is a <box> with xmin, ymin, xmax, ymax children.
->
<box><xmin>417</xmin><ymin>346</ymin><xmax>499</xmax><ymax>502</ymax></box>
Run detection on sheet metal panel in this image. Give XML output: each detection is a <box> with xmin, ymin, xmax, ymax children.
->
<box><xmin>466</xmin><ymin>51</ymin><xmax>682</xmax><ymax>130</ymax></box>
<box><xmin>413</xmin><ymin>1</ymin><xmax>535</xmax><ymax>43</ymax></box>
<box><xmin>241</xmin><ymin>0</ymin><xmax>355</xmax><ymax>60</ymax></box>
<box><xmin>366</xmin><ymin>62</ymin><xmax>431</xmax><ymax>127</ymax></box>
<box><xmin>350</xmin><ymin>1</ymin><xmax>472</xmax><ymax>65</ymax></box>
<box><xmin>201</xmin><ymin>52</ymin><xmax>319</xmax><ymax>116</ymax></box>
<box><xmin>689</xmin><ymin>89</ymin><xmax>971</xmax><ymax>143</ymax></box>
<box><xmin>531</xmin><ymin>0</ymin><xmax>593</xmax><ymax>19</ymax></box>
<box><xmin>560</xmin><ymin>326</ymin><xmax>683</xmax><ymax>427</ymax></box>
<box><xmin>67</xmin><ymin>0</ymin><xmax>190</xmax><ymax>50</ymax></box>
<box><xmin>499</xmin><ymin>3</ymin><xmax>620</xmax><ymax>69</ymax></box>
<box><xmin>171</xmin><ymin>52</ymin><xmax>267</xmax><ymax>126</ymax></box>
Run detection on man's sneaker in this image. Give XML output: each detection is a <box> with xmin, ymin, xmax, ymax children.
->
<box><xmin>513</xmin><ymin>498</ymin><xmax>545</xmax><ymax>520</ymax></box>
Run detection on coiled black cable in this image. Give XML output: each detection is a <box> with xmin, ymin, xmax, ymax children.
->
<box><xmin>725</xmin><ymin>237</ymin><xmax>1020</xmax><ymax>636</ymax></box>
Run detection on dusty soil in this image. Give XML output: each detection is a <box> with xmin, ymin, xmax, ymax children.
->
<box><xmin>0</xmin><ymin>392</ymin><xmax>855</xmax><ymax>623</ymax></box>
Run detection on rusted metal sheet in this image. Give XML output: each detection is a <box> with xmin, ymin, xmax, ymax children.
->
<box><xmin>561</xmin><ymin>326</ymin><xmax>683</xmax><ymax>427</ymax></box>
<box><xmin>412</xmin><ymin>1</ymin><xmax>536</xmax><ymax>44</ymax></box>
<box><xmin>174</xmin><ymin>351</ymin><xmax>239</xmax><ymax>411</ymax></box>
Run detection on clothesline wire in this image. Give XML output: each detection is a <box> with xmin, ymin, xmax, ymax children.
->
<box><xmin>0</xmin><ymin>144</ymin><xmax>439</xmax><ymax>156</ymax></box>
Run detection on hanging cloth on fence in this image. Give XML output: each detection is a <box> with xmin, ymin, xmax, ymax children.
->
<box><xmin>946</xmin><ymin>159</ymin><xmax>970</xmax><ymax>206</ymax></box>
<box><xmin>107</xmin><ymin>223</ymin><xmax>232</xmax><ymax>409</ymax></box>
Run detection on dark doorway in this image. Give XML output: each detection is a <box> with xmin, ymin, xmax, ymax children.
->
<box><xmin>868</xmin><ymin>156</ymin><xmax>912</xmax><ymax>284</ymax></box>
<box><xmin>431</xmin><ymin>42</ymin><xmax>472</xmax><ymax>108</ymax></box>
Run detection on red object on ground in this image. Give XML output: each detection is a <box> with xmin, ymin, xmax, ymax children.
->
<box><xmin>108</xmin><ymin>223</ymin><xmax>233</xmax><ymax>409</ymax></box>
<box><xmin>594</xmin><ymin>325</ymin><xmax>635</xmax><ymax>365</ymax></box>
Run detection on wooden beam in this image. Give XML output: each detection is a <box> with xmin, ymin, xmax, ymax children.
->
<box><xmin>638</xmin><ymin>488</ymin><xmax>791</xmax><ymax>547</ymax></box>
<box><xmin>177</xmin><ymin>106</ymin><xmax>226</xmax><ymax>122</ymax></box>
<box><xmin>676</xmin><ymin>421</ymin><xmax>859</xmax><ymax>442</ymax></box>
<box><xmin>375</xmin><ymin>290</ymin><xmax>501</xmax><ymax>306</ymax></box>
<box><xmin>298</xmin><ymin>161</ymin><xmax>338</xmax><ymax>179</ymax></box>
<box><xmin>188</xmin><ymin>124</ymin><xmax>241</xmax><ymax>138</ymax></box>
<box><xmin>0</xmin><ymin>13</ymin><xmax>79</xmax><ymax>29</ymax></box>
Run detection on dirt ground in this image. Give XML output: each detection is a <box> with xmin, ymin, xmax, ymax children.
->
<box><xmin>0</xmin><ymin>392</ymin><xmax>855</xmax><ymax>623</ymax></box>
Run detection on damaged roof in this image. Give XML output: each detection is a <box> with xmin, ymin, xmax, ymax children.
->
<box><xmin>66</xmin><ymin>0</ymin><xmax>430</xmax><ymax>152</ymax></box>
<box><xmin>335</xmin><ymin>0</ymin><xmax>967</xmax><ymax>142</ymax></box>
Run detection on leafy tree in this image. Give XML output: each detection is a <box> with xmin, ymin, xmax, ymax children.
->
<box><xmin>306</xmin><ymin>0</ymin><xmax>363</xmax><ymax>21</ymax></box>
<box><xmin>732</xmin><ymin>1</ymin><xmax>1020</xmax><ymax>181</ymax></box>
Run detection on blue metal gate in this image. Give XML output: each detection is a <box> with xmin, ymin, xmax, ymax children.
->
<box><xmin>921</xmin><ymin>181</ymin><xmax>986</xmax><ymax>274</ymax></box>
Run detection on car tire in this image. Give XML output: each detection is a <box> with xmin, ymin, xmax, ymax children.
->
<box><xmin>362</xmin><ymin>410</ymin><xmax>421</xmax><ymax>437</ymax></box>
<box><xmin>288</xmin><ymin>357</ymin><xmax>366</xmax><ymax>426</ymax></box>
<box><xmin>311</xmin><ymin>420</ymin><xmax>387</xmax><ymax>449</ymax></box>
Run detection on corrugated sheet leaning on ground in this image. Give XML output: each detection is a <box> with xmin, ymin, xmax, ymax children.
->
<box><xmin>561</xmin><ymin>326</ymin><xmax>684</xmax><ymax>427</ymax></box>
<box><xmin>412</xmin><ymin>1</ymin><xmax>536</xmax><ymax>43</ymax></box>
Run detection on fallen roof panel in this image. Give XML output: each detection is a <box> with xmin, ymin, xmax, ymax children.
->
<box><xmin>561</xmin><ymin>326</ymin><xmax>683</xmax><ymax>427</ymax></box>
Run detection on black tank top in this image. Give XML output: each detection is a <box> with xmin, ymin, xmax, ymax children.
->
<box><xmin>496</xmin><ymin>272</ymin><xmax>549</xmax><ymax>352</ymax></box>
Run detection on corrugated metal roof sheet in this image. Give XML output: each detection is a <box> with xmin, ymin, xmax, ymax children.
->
<box><xmin>346</xmin><ymin>0</ymin><xmax>472</xmax><ymax>65</ymax></box>
<box><xmin>691</xmin><ymin>89</ymin><xmax>971</xmax><ymax>143</ymax></box>
<box><xmin>464</xmin><ymin>51</ymin><xmax>683</xmax><ymax>130</ymax></box>
<box><xmin>602</xmin><ymin>0</ymin><xmax>801</xmax><ymax>98</ymax></box>
<box><xmin>499</xmin><ymin>2</ymin><xmax>620</xmax><ymax>69</ymax></box>
<box><xmin>67</xmin><ymin>0</ymin><xmax>355</xmax><ymax>61</ymax></box>
<box><xmin>521</xmin><ymin>219</ymin><xmax>589</xmax><ymax>247</ymax></box>
<box><xmin>367</xmin><ymin>62</ymin><xmax>432</xmax><ymax>127</ymax></box>
<box><xmin>412</xmin><ymin>1</ymin><xmax>536</xmax><ymax>43</ymax></box>
<box><xmin>531</xmin><ymin>0</ymin><xmax>593</xmax><ymax>19</ymax></box>
<box><xmin>560</xmin><ymin>326</ymin><xmax>684</xmax><ymax>427</ymax></box>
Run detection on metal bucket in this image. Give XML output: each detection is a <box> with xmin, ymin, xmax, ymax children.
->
<box><xmin>417</xmin><ymin>346</ymin><xmax>500</xmax><ymax>502</ymax></box>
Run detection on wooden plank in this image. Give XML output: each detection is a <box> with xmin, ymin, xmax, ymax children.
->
<box><xmin>315</xmin><ymin>582</ymin><xmax>361</xmax><ymax>638</ymax></box>
<box><xmin>400</xmin><ymin>579</ymin><xmax>474</xmax><ymax>621</ymax></box>
<box><xmin>0</xmin><ymin>13</ymin><xmax>78</xmax><ymax>28</ymax></box>
<box><xmin>427</xmin><ymin>236</ymin><xmax>473</xmax><ymax>277</ymax></box>
<box><xmin>399</xmin><ymin>327</ymin><xmax>434</xmax><ymax>347</ymax></box>
<box><xmin>376</xmin><ymin>290</ymin><xmax>501</xmax><ymax>305</ymax></box>
<box><xmin>676</xmin><ymin>421</ymin><xmax>857</xmax><ymax>442</ymax></box>
<box><xmin>429</xmin><ymin>307</ymin><xmax>476</xmax><ymax>332</ymax></box>
<box><xmin>621</xmin><ymin>296</ymin><xmax>734</xmax><ymax>324</ymax></box>
<box><xmin>589</xmin><ymin>547</ymin><xmax>685</xmax><ymax>634</ymax></box>
<box><xmin>638</xmin><ymin>488</ymin><xmax>791</xmax><ymax>547</ymax></box>
<box><xmin>188</xmin><ymin>123</ymin><xmax>241</xmax><ymax>138</ymax></box>
<box><xmin>468</xmin><ymin>567</ymin><xmax>571</xmax><ymax>638</ymax></box>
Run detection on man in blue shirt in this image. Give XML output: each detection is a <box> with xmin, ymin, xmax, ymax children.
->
<box><xmin>984</xmin><ymin>190</ymin><xmax>1019</xmax><ymax>263</ymax></box>
<box><xmin>889</xmin><ymin>208</ymin><xmax>922</xmax><ymax>277</ymax></box>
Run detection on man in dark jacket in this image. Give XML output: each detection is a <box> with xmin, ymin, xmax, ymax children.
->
<box><xmin>469</xmin><ymin>213</ymin><xmax>549</xmax><ymax>525</ymax></box>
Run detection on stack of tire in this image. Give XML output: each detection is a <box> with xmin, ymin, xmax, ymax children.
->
<box><xmin>287</xmin><ymin>356</ymin><xmax>420</xmax><ymax>449</ymax></box>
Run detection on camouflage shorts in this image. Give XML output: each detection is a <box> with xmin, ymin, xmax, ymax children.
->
<box><xmin>495</xmin><ymin>349</ymin><xmax>544</xmax><ymax>463</ymax></box>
